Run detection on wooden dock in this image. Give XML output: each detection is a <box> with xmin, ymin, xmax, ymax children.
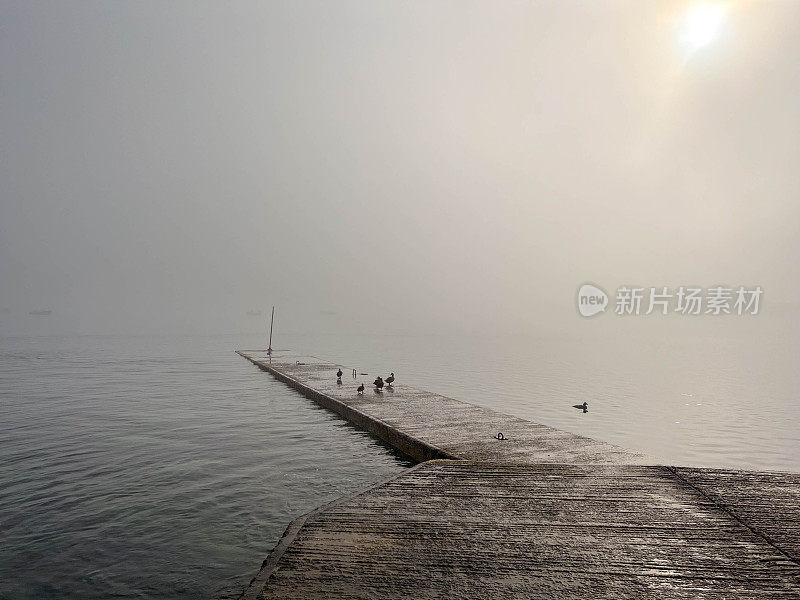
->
<box><xmin>237</xmin><ymin>351</ymin><xmax>800</xmax><ymax>599</ymax></box>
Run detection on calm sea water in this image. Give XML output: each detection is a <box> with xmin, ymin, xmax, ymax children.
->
<box><xmin>284</xmin><ymin>326</ymin><xmax>799</xmax><ymax>471</ymax></box>
<box><xmin>2</xmin><ymin>329</ymin><xmax>798</xmax><ymax>599</ymax></box>
<box><xmin>0</xmin><ymin>334</ymin><xmax>412</xmax><ymax>600</ymax></box>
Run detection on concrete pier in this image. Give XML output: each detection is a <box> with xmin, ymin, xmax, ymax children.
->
<box><xmin>236</xmin><ymin>351</ymin><xmax>646</xmax><ymax>465</ymax></box>
<box><xmin>237</xmin><ymin>351</ymin><xmax>800</xmax><ymax>599</ymax></box>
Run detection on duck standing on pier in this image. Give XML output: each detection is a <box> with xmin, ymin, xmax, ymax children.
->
<box><xmin>373</xmin><ymin>376</ymin><xmax>384</xmax><ymax>391</ymax></box>
<box><xmin>357</xmin><ymin>383</ymin><xmax>365</xmax><ymax>394</ymax></box>
<box><xmin>385</xmin><ymin>373</ymin><xmax>395</xmax><ymax>387</ymax></box>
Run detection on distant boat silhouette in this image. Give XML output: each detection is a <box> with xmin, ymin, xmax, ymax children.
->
<box><xmin>29</xmin><ymin>310</ymin><xmax>52</xmax><ymax>316</ymax></box>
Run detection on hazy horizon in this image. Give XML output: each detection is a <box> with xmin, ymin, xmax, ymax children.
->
<box><xmin>2</xmin><ymin>1</ymin><xmax>799</xmax><ymax>337</ymax></box>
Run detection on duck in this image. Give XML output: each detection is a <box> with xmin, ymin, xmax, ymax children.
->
<box><xmin>385</xmin><ymin>372</ymin><xmax>395</xmax><ymax>387</ymax></box>
<box><xmin>373</xmin><ymin>376</ymin><xmax>384</xmax><ymax>391</ymax></box>
<box><xmin>572</xmin><ymin>402</ymin><xmax>588</xmax><ymax>412</ymax></box>
<box><xmin>336</xmin><ymin>368</ymin><xmax>343</xmax><ymax>380</ymax></box>
<box><xmin>357</xmin><ymin>383</ymin><xmax>365</xmax><ymax>394</ymax></box>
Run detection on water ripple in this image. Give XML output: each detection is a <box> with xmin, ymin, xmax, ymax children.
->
<box><xmin>0</xmin><ymin>334</ymin><xmax>412</xmax><ymax>600</ymax></box>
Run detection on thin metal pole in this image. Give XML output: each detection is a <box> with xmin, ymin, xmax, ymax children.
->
<box><xmin>267</xmin><ymin>306</ymin><xmax>274</xmax><ymax>357</ymax></box>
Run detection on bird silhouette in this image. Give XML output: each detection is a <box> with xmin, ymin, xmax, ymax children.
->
<box><xmin>385</xmin><ymin>373</ymin><xmax>395</xmax><ymax>387</ymax></box>
<box><xmin>357</xmin><ymin>383</ymin><xmax>365</xmax><ymax>394</ymax></box>
<box><xmin>336</xmin><ymin>368</ymin><xmax>343</xmax><ymax>380</ymax></box>
<box><xmin>572</xmin><ymin>401</ymin><xmax>588</xmax><ymax>412</ymax></box>
<box><xmin>373</xmin><ymin>376</ymin><xmax>384</xmax><ymax>391</ymax></box>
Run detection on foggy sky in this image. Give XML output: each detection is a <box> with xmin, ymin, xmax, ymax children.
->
<box><xmin>1</xmin><ymin>1</ymin><xmax>799</xmax><ymax>337</ymax></box>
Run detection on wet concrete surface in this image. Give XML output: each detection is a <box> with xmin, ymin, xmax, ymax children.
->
<box><xmin>236</xmin><ymin>352</ymin><xmax>800</xmax><ymax>599</ymax></box>
<box><xmin>237</xmin><ymin>353</ymin><xmax>648</xmax><ymax>465</ymax></box>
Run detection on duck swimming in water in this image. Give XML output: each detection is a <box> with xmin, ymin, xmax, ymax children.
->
<box><xmin>357</xmin><ymin>383</ymin><xmax>365</xmax><ymax>394</ymax></box>
<box><xmin>572</xmin><ymin>402</ymin><xmax>588</xmax><ymax>412</ymax></box>
<box><xmin>373</xmin><ymin>376</ymin><xmax>384</xmax><ymax>391</ymax></box>
<box><xmin>385</xmin><ymin>373</ymin><xmax>395</xmax><ymax>387</ymax></box>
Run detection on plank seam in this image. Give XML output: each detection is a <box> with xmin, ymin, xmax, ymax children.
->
<box><xmin>665</xmin><ymin>465</ymin><xmax>800</xmax><ymax>567</ymax></box>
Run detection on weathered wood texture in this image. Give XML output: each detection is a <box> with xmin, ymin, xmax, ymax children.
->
<box><xmin>236</xmin><ymin>352</ymin><xmax>800</xmax><ymax>599</ymax></box>
<box><xmin>237</xmin><ymin>353</ymin><xmax>647</xmax><ymax>464</ymax></box>
<box><xmin>672</xmin><ymin>467</ymin><xmax>800</xmax><ymax>564</ymax></box>
<box><xmin>256</xmin><ymin>462</ymin><xmax>800</xmax><ymax>599</ymax></box>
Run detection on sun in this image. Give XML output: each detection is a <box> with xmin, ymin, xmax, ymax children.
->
<box><xmin>679</xmin><ymin>4</ymin><xmax>727</xmax><ymax>51</ymax></box>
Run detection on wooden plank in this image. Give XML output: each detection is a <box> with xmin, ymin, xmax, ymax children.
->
<box><xmin>254</xmin><ymin>462</ymin><xmax>800</xmax><ymax>599</ymax></box>
<box><xmin>672</xmin><ymin>467</ymin><xmax>800</xmax><ymax>564</ymax></box>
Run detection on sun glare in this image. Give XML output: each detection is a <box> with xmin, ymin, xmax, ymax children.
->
<box><xmin>680</xmin><ymin>4</ymin><xmax>727</xmax><ymax>51</ymax></box>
